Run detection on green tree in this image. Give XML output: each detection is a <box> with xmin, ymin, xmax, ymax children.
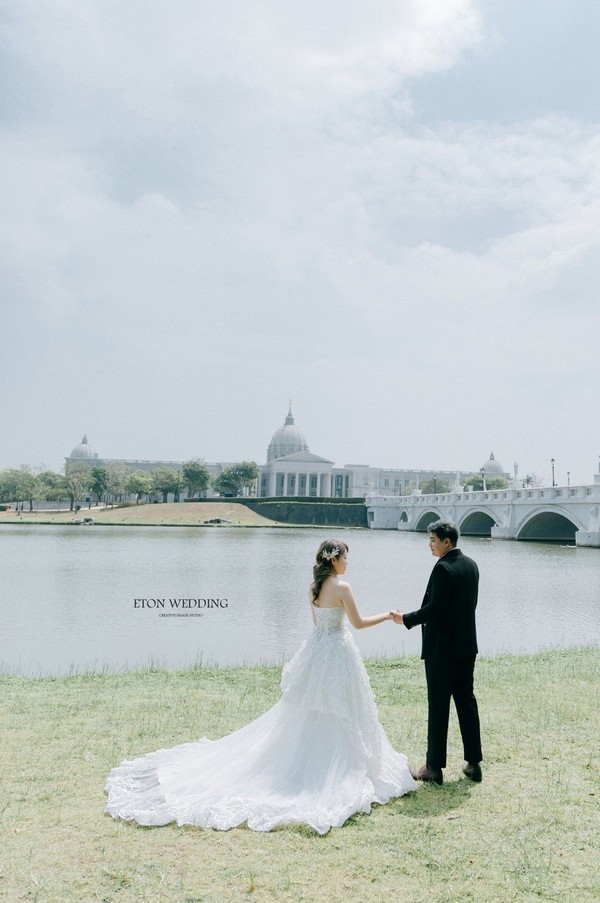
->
<box><xmin>90</xmin><ymin>467</ymin><xmax>109</xmax><ymax>505</ymax></box>
<box><xmin>29</xmin><ymin>465</ymin><xmax>58</xmax><ymax>512</ymax></box>
<box><xmin>38</xmin><ymin>470</ymin><xmax>68</xmax><ymax>505</ymax></box>
<box><xmin>0</xmin><ymin>468</ymin><xmax>22</xmax><ymax>507</ymax></box>
<box><xmin>420</xmin><ymin>477</ymin><xmax>450</xmax><ymax>495</ymax></box>
<box><xmin>182</xmin><ymin>459</ymin><xmax>211</xmax><ymax>498</ymax></box>
<box><xmin>105</xmin><ymin>461</ymin><xmax>132</xmax><ymax>506</ymax></box>
<box><xmin>125</xmin><ymin>470</ymin><xmax>153</xmax><ymax>504</ymax></box>
<box><xmin>466</xmin><ymin>475</ymin><xmax>509</xmax><ymax>491</ymax></box>
<box><xmin>64</xmin><ymin>463</ymin><xmax>93</xmax><ymax>511</ymax></box>
<box><xmin>487</xmin><ymin>477</ymin><xmax>509</xmax><ymax>489</ymax></box>
<box><xmin>18</xmin><ymin>466</ymin><xmax>37</xmax><ymax>511</ymax></box>
<box><xmin>212</xmin><ymin>462</ymin><xmax>260</xmax><ymax>497</ymax></box>
<box><xmin>152</xmin><ymin>467</ymin><xmax>183</xmax><ymax>503</ymax></box>
<box><xmin>465</xmin><ymin>475</ymin><xmax>484</xmax><ymax>491</ymax></box>
<box><xmin>0</xmin><ymin>466</ymin><xmax>45</xmax><ymax>511</ymax></box>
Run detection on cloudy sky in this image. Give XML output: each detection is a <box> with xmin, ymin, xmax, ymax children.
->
<box><xmin>1</xmin><ymin>0</ymin><xmax>599</xmax><ymax>485</ymax></box>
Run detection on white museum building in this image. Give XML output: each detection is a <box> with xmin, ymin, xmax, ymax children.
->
<box><xmin>66</xmin><ymin>407</ymin><xmax>499</xmax><ymax>499</ymax></box>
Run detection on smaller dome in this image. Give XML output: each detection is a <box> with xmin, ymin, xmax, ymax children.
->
<box><xmin>481</xmin><ymin>451</ymin><xmax>504</xmax><ymax>477</ymax></box>
<box><xmin>70</xmin><ymin>434</ymin><xmax>96</xmax><ymax>459</ymax></box>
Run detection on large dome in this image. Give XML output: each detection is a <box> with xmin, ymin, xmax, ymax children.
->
<box><xmin>70</xmin><ymin>434</ymin><xmax>96</xmax><ymax>459</ymax></box>
<box><xmin>481</xmin><ymin>451</ymin><xmax>505</xmax><ymax>477</ymax></box>
<box><xmin>267</xmin><ymin>406</ymin><xmax>309</xmax><ymax>462</ymax></box>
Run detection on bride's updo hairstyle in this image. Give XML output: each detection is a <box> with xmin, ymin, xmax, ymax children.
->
<box><xmin>310</xmin><ymin>539</ymin><xmax>348</xmax><ymax>603</ymax></box>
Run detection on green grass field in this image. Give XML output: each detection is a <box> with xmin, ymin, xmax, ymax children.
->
<box><xmin>0</xmin><ymin>501</ymin><xmax>279</xmax><ymax>528</ymax></box>
<box><xmin>2</xmin><ymin>647</ymin><xmax>598</xmax><ymax>902</ymax></box>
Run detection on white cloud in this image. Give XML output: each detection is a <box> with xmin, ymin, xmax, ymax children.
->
<box><xmin>3</xmin><ymin>1</ymin><xmax>484</xmax><ymax>124</ymax></box>
<box><xmin>1</xmin><ymin>2</ymin><xmax>599</xmax><ymax>483</ymax></box>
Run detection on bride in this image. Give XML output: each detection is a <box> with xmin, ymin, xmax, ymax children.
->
<box><xmin>105</xmin><ymin>539</ymin><xmax>416</xmax><ymax>834</ymax></box>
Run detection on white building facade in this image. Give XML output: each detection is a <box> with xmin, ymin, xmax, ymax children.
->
<box><xmin>66</xmin><ymin>411</ymin><xmax>501</xmax><ymax>501</ymax></box>
<box><xmin>257</xmin><ymin>408</ymin><xmax>487</xmax><ymax>498</ymax></box>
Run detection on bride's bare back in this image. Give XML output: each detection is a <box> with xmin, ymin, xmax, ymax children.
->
<box><xmin>313</xmin><ymin>574</ymin><xmax>345</xmax><ymax>609</ymax></box>
<box><xmin>310</xmin><ymin>574</ymin><xmax>392</xmax><ymax>630</ymax></box>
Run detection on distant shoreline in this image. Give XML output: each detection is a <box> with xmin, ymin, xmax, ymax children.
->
<box><xmin>0</xmin><ymin>501</ymin><xmax>286</xmax><ymax>528</ymax></box>
<box><xmin>0</xmin><ymin>499</ymin><xmax>369</xmax><ymax>529</ymax></box>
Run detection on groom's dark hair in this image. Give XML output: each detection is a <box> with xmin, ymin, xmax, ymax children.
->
<box><xmin>428</xmin><ymin>519</ymin><xmax>459</xmax><ymax>547</ymax></box>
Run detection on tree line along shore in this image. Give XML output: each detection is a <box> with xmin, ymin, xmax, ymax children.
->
<box><xmin>0</xmin><ymin>459</ymin><xmax>260</xmax><ymax>512</ymax></box>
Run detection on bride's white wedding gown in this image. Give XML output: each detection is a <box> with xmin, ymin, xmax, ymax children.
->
<box><xmin>105</xmin><ymin>605</ymin><xmax>416</xmax><ymax>834</ymax></box>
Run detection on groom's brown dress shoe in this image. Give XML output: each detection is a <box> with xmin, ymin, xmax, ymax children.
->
<box><xmin>413</xmin><ymin>764</ymin><xmax>443</xmax><ymax>785</ymax></box>
<box><xmin>463</xmin><ymin>762</ymin><xmax>482</xmax><ymax>782</ymax></box>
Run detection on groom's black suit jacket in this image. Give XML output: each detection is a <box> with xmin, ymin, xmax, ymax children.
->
<box><xmin>403</xmin><ymin>548</ymin><xmax>479</xmax><ymax>663</ymax></box>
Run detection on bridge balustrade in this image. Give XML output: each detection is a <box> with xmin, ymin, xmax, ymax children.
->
<box><xmin>365</xmin><ymin>479</ymin><xmax>600</xmax><ymax>546</ymax></box>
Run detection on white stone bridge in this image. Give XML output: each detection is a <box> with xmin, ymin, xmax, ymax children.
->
<box><xmin>366</xmin><ymin>474</ymin><xmax>600</xmax><ymax>547</ymax></box>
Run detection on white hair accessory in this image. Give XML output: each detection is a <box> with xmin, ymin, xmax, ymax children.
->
<box><xmin>321</xmin><ymin>547</ymin><xmax>340</xmax><ymax>561</ymax></box>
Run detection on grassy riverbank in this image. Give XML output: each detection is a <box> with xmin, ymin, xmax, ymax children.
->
<box><xmin>0</xmin><ymin>501</ymin><xmax>281</xmax><ymax>528</ymax></box>
<box><xmin>2</xmin><ymin>648</ymin><xmax>598</xmax><ymax>902</ymax></box>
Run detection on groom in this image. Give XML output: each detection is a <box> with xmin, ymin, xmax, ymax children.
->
<box><xmin>392</xmin><ymin>519</ymin><xmax>482</xmax><ymax>785</ymax></box>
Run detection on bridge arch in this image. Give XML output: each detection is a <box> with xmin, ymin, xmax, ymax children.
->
<box><xmin>399</xmin><ymin>510</ymin><xmax>409</xmax><ymax>523</ymax></box>
<box><xmin>516</xmin><ymin>508</ymin><xmax>581</xmax><ymax>544</ymax></box>
<box><xmin>459</xmin><ymin>509</ymin><xmax>496</xmax><ymax>537</ymax></box>
<box><xmin>414</xmin><ymin>510</ymin><xmax>443</xmax><ymax>532</ymax></box>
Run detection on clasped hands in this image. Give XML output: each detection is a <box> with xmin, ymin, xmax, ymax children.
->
<box><xmin>389</xmin><ymin>610</ymin><xmax>403</xmax><ymax>625</ymax></box>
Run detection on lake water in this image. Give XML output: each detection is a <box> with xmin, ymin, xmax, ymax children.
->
<box><xmin>2</xmin><ymin>525</ymin><xmax>598</xmax><ymax>676</ymax></box>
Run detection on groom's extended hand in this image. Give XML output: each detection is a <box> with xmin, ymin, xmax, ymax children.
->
<box><xmin>390</xmin><ymin>610</ymin><xmax>404</xmax><ymax>625</ymax></box>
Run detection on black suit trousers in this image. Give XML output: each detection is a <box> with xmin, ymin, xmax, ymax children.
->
<box><xmin>424</xmin><ymin>655</ymin><xmax>482</xmax><ymax>770</ymax></box>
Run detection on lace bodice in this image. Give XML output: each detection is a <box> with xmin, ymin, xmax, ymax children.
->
<box><xmin>312</xmin><ymin>605</ymin><xmax>346</xmax><ymax>635</ymax></box>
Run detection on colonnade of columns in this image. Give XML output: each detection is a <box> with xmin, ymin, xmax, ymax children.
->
<box><xmin>265</xmin><ymin>470</ymin><xmax>334</xmax><ymax>497</ymax></box>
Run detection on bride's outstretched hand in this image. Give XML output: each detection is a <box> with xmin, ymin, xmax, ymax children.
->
<box><xmin>390</xmin><ymin>610</ymin><xmax>404</xmax><ymax>625</ymax></box>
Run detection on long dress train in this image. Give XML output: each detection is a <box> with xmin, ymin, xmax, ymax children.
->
<box><xmin>105</xmin><ymin>606</ymin><xmax>416</xmax><ymax>834</ymax></box>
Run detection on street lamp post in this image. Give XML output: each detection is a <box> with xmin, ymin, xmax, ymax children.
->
<box><xmin>567</xmin><ymin>471</ymin><xmax>570</xmax><ymax>487</ymax></box>
<box><xmin>433</xmin><ymin>475</ymin><xmax>437</xmax><ymax>493</ymax></box>
<box><xmin>480</xmin><ymin>467</ymin><xmax>486</xmax><ymax>491</ymax></box>
<box><xmin>551</xmin><ymin>458</ymin><xmax>556</xmax><ymax>487</ymax></box>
